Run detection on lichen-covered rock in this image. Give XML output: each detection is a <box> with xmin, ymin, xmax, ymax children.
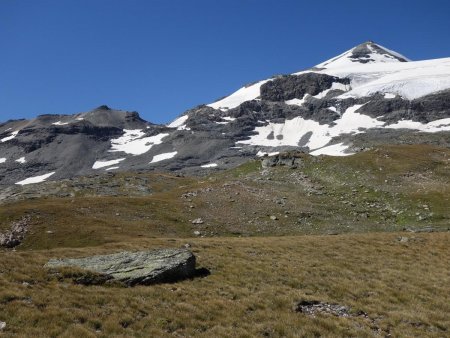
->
<box><xmin>45</xmin><ymin>248</ymin><xmax>196</xmax><ymax>286</ymax></box>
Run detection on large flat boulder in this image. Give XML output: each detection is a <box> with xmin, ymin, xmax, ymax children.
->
<box><xmin>45</xmin><ymin>248</ymin><xmax>196</xmax><ymax>286</ymax></box>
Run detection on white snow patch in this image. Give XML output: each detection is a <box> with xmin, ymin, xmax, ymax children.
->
<box><xmin>105</xmin><ymin>166</ymin><xmax>119</xmax><ymax>171</ymax></box>
<box><xmin>222</xmin><ymin>116</ymin><xmax>236</xmax><ymax>121</ymax></box>
<box><xmin>93</xmin><ymin>158</ymin><xmax>125</xmax><ymax>169</ymax></box>
<box><xmin>110</xmin><ymin>130</ymin><xmax>169</xmax><ymax>155</ymax></box>
<box><xmin>52</xmin><ymin>121</ymin><xmax>69</xmax><ymax>126</ymax></box>
<box><xmin>201</xmin><ymin>163</ymin><xmax>218</xmax><ymax>168</ymax></box>
<box><xmin>16</xmin><ymin>172</ymin><xmax>55</xmax><ymax>185</ymax></box>
<box><xmin>328</xmin><ymin>106</ymin><xmax>338</xmax><ymax>113</ymax></box>
<box><xmin>1</xmin><ymin>131</ymin><xmax>19</xmax><ymax>142</ymax></box>
<box><xmin>310</xmin><ymin>143</ymin><xmax>353</xmax><ymax>156</ymax></box>
<box><xmin>216</xmin><ymin>116</ymin><xmax>237</xmax><ymax>125</ymax></box>
<box><xmin>150</xmin><ymin>151</ymin><xmax>177</xmax><ymax>164</ymax></box>
<box><xmin>256</xmin><ymin>151</ymin><xmax>279</xmax><ymax>157</ymax></box>
<box><xmin>15</xmin><ymin>157</ymin><xmax>26</xmax><ymax>164</ymax></box>
<box><xmin>76</xmin><ymin>117</ymin><xmax>84</xmax><ymax>121</ymax></box>
<box><xmin>0</xmin><ymin>158</ymin><xmax>6</xmax><ymax>164</ymax></box>
<box><xmin>207</xmin><ymin>80</ymin><xmax>269</xmax><ymax>110</ymax></box>
<box><xmin>384</xmin><ymin>93</ymin><xmax>396</xmax><ymax>99</ymax></box>
<box><xmin>168</xmin><ymin>115</ymin><xmax>189</xmax><ymax>129</ymax></box>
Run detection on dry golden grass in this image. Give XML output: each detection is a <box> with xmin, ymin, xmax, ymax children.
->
<box><xmin>0</xmin><ymin>232</ymin><xmax>449</xmax><ymax>337</ymax></box>
<box><xmin>0</xmin><ymin>145</ymin><xmax>449</xmax><ymax>337</ymax></box>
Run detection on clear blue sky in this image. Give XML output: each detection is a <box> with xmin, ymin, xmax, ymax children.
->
<box><xmin>1</xmin><ymin>0</ymin><xmax>450</xmax><ymax>124</ymax></box>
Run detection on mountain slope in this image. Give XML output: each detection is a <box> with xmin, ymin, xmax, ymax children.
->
<box><xmin>1</xmin><ymin>41</ymin><xmax>450</xmax><ymax>186</ymax></box>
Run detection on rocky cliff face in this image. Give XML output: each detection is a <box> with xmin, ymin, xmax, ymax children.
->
<box><xmin>1</xmin><ymin>42</ymin><xmax>450</xmax><ymax>186</ymax></box>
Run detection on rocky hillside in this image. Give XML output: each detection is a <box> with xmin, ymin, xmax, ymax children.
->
<box><xmin>1</xmin><ymin>42</ymin><xmax>450</xmax><ymax>186</ymax></box>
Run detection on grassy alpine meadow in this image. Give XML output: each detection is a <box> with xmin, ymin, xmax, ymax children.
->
<box><xmin>0</xmin><ymin>233</ymin><xmax>449</xmax><ymax>337</ymax></box>
<box><xmin>0</xmin><ymin>145</ymin><xmax>449</xmax><ymax>337</ymax></box>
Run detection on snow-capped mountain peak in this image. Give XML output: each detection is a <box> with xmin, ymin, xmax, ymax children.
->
<box><xmin>315</xmin><ymin>41</ymin><xmax>410</xmax><ymax>69</ymax></box>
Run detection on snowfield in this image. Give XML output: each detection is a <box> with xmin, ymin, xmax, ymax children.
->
<box><xmin>386</xmin><ymin>117</ymin><xmax>450</xmax><ymax>132</ymax></box>
<box><xmin>238</xmin><ymin>104</ymin><xmax>381</xmax><ymax>150</ymax></box>
<box><xmin>239</xmin><ymin>104</ymin><xmax>450</xmax><ymax>156</ymax></box>
<box><xmin>308</xmin><ymin>52</ymin><xmax>450</xmax><ymax>101</ymax></box>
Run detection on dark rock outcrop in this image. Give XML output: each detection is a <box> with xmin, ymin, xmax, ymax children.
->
<box><xmin>261</xmin><ymin>151</ymin><xmax>309</xmax><ymax>168</ymax></box>
<box><xmin>260</xmin><ymin>73</ymin><xmax>350</xmax><ymax>101</ymax></box>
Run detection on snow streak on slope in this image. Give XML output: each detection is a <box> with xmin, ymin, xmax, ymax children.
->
<box><xmin>256</xmin><ymin>151</ymin><xmax>279</xmax><ymax>157</ymax></box>
<box><xmin>1</xmin><ymin>131</ymin><xmax>19</xmax><ymax>142</ymax></box>
<box><xmin>168</xmin><ymin>115</ymin><xmax>189</xmax><ymax>130</ymax></box>
<box><xmin>207</xmin><ymin>80</ymin><xmax>269</xmax><ymax>110</ymax></box>
<box><xmin>16</xmin><ymin>172</ymin><xmax>55</xmax><ymax>185</ymax></box>
<box><xmin>15</xmin><ymin>157</ymin><xmax>26</xmax><ymax>164</ymax></box>
<box><xmin>110</xmin><ymin>130</ymin><xmax>169</xmax><ymax>155</ymax></box>
<box><xmin>92</xmin><ymin>158</ymin><xmax>125</xmax><ymax>169</ymax></box>
<box><xmin>201</xmin><ymin>163</ymin><xmax>218</xmax><ymax>168</ymax></box>
<box><xmin>0</xmin><ymin>158</ymin><xmax>6</xmax><ymax>163</ymax></box>
<box><xmin>150</xmin><ymin>151</ymin><xmax>177</xmax><ymax>163</ymax></box>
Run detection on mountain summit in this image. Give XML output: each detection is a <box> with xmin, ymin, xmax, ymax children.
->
<box><xmin>1</xmin><ymin>42</ymin><xmax>450</xmax><ymax>187</ymax></box>
<box><xmin>315</xmin><ymin>41</ymin><xmax>410</xmax><ymax>69</ymax></box>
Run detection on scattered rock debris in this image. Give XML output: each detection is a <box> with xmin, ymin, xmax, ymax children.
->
<box><xmin>293</xmin><ymin>300</ymin><xmax>366</xmax><ymax>318</ymax></box>
<box><xmin>0</xmin><ymin>215</ymin><xmax>32</xmax><ymax>248</ymax></box>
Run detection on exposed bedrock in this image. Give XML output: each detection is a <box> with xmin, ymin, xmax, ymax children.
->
<box><xmin>260</xmin><ymin>73</ymin><xmax>350</xmax><ymax>101</ymax></box>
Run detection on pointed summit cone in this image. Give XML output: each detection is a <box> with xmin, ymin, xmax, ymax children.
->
<box><xmin>315</xmin><ymin>41</ymin><xmax>410</xmax><ymax>69</ymax></box>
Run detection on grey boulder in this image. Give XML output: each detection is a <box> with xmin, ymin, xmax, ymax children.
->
<box><xmin>45</xmin><ymin>248</ymin><xmax>196</xmax><ymax>286</ymax></box>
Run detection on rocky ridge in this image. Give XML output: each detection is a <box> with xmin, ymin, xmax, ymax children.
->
<box><xmin>1</xmin><ymin>41</ymin><xmax>450</xmax><ymax>186</ymax></box>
